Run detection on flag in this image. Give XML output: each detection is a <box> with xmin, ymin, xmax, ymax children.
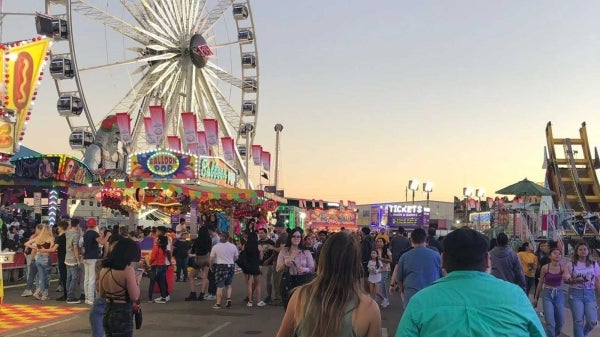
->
<box><xmin>115</xmin><ymin>112</ymin><xmax>132</xmax><ymax>143</ymax></box>
<box><xmin>299</xmin><ymin>199</ymin><xmax>306</xmax><ymax>208</ymax></box>
<box><xmin>181</xmin><ymin>112</ymin><xmax>198</xmax><ymax>145</ymax></box>
<box><xmin>197</xmin><ymin>131</ymin><xmax>209</xmax><ymax>156</ymax></box>
<box><xmin>339</xmin><ymin>200</ymin><xmax>345</xmax><ymax>209</ymax></box>
<box><xmin>143</xmin><ymin>117</ymin><xmax>157</xmax><ymax>145</ymax></box>
<box><xmin>221</xmin><ymin>137</ymin><xmax>235</xmax><ymax>162</ymax></box>
<box><xmin>261</xmin><ymin>151</ymin><xmax>271</xmax><ymax>171</ymax></box>
<box><xmin>252</xmin><ymin>145</ymin><xmax>262</xmax><ymax>166</ymax></box>
<box><xmin>486</xmin><ymin>197</ymin><xmax>494</xmax><ymax>209</ymax></box>
<box><xmin>167</xmin><ymin>136</ymin><xmax>181</xmax><ymax>151</ymax></box>
<box><xmin>202</xmin><ymin>119</ymin><xmax>219</xmax><ymax>146</ymax></box>
<box><xmin>319</xmin><ymin>200</ymin><xmax>324</xmax><ymax>209</ymax></box>
<box><xmin>149</xmin><ymin>106</ymin><xmax>166</xmax><ymax>141</ymax></box>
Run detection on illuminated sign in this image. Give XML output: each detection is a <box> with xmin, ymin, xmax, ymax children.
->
<box><xmin>147</xmin><ymin>152</ymin><xmax>180</xmax><ymax>176</ymax></box>
<box><xmin>198</xmin><ymin>158</ymin><xmax>236</xmax><ymax>187</ymax></box>
<box><xmin>379</xmin><ymin>203</ymin><xmax>430</xmax><ymax>228</ymax></box>
<box><xmin>129</xmin><ymin>150</ymin><xmax>197</xmax><ymax>179</ymax></box>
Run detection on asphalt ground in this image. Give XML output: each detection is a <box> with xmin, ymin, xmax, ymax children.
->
<box><xmin>2</xmin><ymin>268</ymin><xmax>599</xmax><ymax>337</ymax></box>
<box><xmin>0</xmin><ymin>270</ymin><xmax>400</xmax><ymax>337</ymax></box>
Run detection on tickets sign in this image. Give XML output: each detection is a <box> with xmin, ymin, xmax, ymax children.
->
<box><xmin>129</xmin><ymin>150</ymin><xmax>196</xmax><ymax>179</ymax></box>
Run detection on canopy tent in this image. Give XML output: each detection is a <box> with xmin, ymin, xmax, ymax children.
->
<box><xmin>103</xmin><ymin>181</ymin><xmax>266</xmax><ymax>203</ymax></box>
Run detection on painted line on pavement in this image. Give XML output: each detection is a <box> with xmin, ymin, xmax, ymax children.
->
<box><xmin>4</xmin><ymin>316</ymin><xmax>80</xmax><ymax>336</ymax></box>
<box><xmin>200</xmin><ymin>322</ymin><xmax>231</xmax><ymax>337</ymax></box>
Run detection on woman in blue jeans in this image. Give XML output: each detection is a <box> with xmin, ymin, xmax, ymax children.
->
<box><xmin>565</xmin><ymin>242</ymin><xmax>600</xmax><ymax>337</ymax></box>
<box><xmin>29</xmin><ymin>225</ymin><xmax>55</xmax><ymax>301</ymax></box>
<box><xmin>532</xmin><ymin>247</ymin><xmax>570</xmax><ymax>337</ymax></box>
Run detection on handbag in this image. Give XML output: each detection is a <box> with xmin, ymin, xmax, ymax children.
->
<box><xmin>133</xmin><ymin>303</ymin><xmax>142</xmax><ymax>329</ymax></box>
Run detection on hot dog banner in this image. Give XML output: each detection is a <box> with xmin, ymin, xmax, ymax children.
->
<box><xmin>128</xmin><ymin>149</ymin><xmax>198</xmax><ymax>179</ymax></box>
<box><xmin>0</xmin><ymin>37</ymin><xmax>51</xmax><ymax>154</ymax></box>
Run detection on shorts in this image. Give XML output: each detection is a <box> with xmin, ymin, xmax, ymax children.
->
<box><xmin>195</xmin><ymin>255</ymin><xmax>210</xmax><ymax>268</ymax></box>
<box><xmin>214</xmin><ymin>264</ymin><xmax>235</xmax><ymax>288</ymax></box>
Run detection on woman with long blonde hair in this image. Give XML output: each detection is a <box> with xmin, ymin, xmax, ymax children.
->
<box><xmin>27</xmin><ymin>224</ymin><xmax>55</xmax><ymax>300</ymax></box>
<box><xmin>275</xmin><ymin>231</ymin><xmax>381</xmax><ymax>337</ymax></box>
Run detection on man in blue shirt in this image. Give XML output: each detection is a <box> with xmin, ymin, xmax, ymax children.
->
<box><xmin>391</xmin><ymin>228</ymin><xmax>441</xmax><ymax>307</ymax></box>
<box><xmin>395</xmin><ymin>227</ymin><xmax>545</xmax><ymax>337</ymax></box>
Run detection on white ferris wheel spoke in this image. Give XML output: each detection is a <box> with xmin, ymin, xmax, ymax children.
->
<box><xmin>140</xmin><ymin>0</ymin><xmax>180</xmax><ymax>41</ymax></box>
<box><xmin>205</xmin><ymin>63</ymin><xmax>243</xmax><ymax>89</ymax></box>
<box><xmin>66</xmin><ymin>0</ymin><xmax>150</xmax><ymax>45</ymax></box>
<box><xmin>77</xmin><ymin>52</ymin><xmax>177</xmax><ymax>72</ymax></box>
<box><xmin>196</xmin><ymin>0</ymin><xmax>233</xmax><ymax>35</ymax></box>
<box><xmin>119</xmin><ymin>0</ymin><xmax>147</xmax><ymax>29</ymax></box>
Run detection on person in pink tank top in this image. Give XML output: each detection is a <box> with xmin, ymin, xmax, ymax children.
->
<box><xmin>532</xmin><ymin>247</ymin><xmax>570</xmax><ymax>337</ymax></box>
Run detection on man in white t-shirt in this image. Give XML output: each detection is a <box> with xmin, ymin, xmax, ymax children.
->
<box><xmin>175</xmin><ymin>218</ymin><xmax>186</xmax><ymax>238</ymax></box>
<box><xmin>209</xmin><ymin>232</ymin><xmax>238</xmax><ymax>309</ymax></box>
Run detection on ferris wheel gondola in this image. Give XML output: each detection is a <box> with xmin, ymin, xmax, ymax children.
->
<box><xmin>38</xmin><ymin>0</ymin><xmax>261</xmax><ymax>188</ymax></box>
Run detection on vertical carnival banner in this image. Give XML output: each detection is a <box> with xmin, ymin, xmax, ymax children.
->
<box><xmin>115</xmin><ymin>112</ymin><xmax>132</xmax><ymax>143</ymax></box>
<box><xmin>221</xmin><ymin>137</ymin><xmax>235</xmax><ymax>162</ymax></box>
<box><xmin>149</xmin><ymin>106</ymin><xmax>166</xmax><ymax>141</ymax></box>
<box><xmin>181</xmin><ymin>112</ymin><xmax>198</xmax><ymax>146</ymax></box>
<box><xmin>251</xmin><ymin>145</ymin><xmax>262</xmax><ymax>166</ymax></box>
<box><xmin>3</xmin><ymin>37</ymin><xmax>50</xmax><ymax>150</ymax></box>
<box><xmin>197</xmin><ymin>131</ymin><xmax>209</xmax><ymax>156</ymax></box>
<box><xmin>261</xmin><ymin>151</ymin><xmax>271</xmax><ymax>171</ymax></box>
<box><xmin>167</xmin><ymin>136</ymin><xmax>181</xmax><ymax>152</ymax></box>
<box><xmin>202</xmin><ymin>118</ymin><xmax>218</xmax><ymax>146</ymax></box>
<box><xmin>143</xmin><ymin>117</ymin><xmax>157</xmax><ymax>145</ymax></box>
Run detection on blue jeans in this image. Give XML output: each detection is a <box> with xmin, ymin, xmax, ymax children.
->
<box><xmin>89</xmin><ymin>297</ymin><xmax>106</xmax><ymax>337</ymax></box>
<box><xmin>26</xmin><ymin>259</ymin><xmax>38</xmax><ymax>291</ymax></box>
<box><xmin>568</xmin><ymin>288</ymin><xmax>598</xmax><ymax>337</ymax></box>
<box><xmin>542</xmin><ymin>288</ymin><xmax>564</xmax><ymax>337</ymax></box>
<box><xmin>379</xmin><ymin>270</ymin><xmax>390</xmax><ymax>300</ymax></box>
<box><xmin>175</xmin><ymin>256</ymin><xmax>189</xmax><ymax>281</ymax></box>
<box><xmin>34</xmin><ymin>254</ymin><xmax>51</xmax><ymax>293</ymax></box>
<box><xmin>66</xmin><ymin>264</ymin><xmax>80</xmax><ymax>299</ymax></box>
<box><xmin>149</xmin><ymin>265</ymin><xmax>168</xmax><ymax>299</ymax></box>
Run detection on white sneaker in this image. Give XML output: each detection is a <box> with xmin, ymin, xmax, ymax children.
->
<box><xmin>381</xmin><ymin>298</ymin><xmax>390</xmax><ymax>308</ymax></box>
<box><xmin>205</xmin><ymin>294</ymin><xmax>216</xmax><ymax>300</ymax></box>
<box><xmin>246</xmin><ymin>301</ymin><xmax>253</xmax><ymax>307</ymax></box>
<box><xmin>21</xmin><ymin>289</ymin><xmax>33</xmax><ymax>297</ymax></box>
<box><xmin>154</xmin><ymin>297</ymin><xmax>167</xmax><ymax>304</ymax></box>
<box><xmin>256</xmin><ymin>301</ymin><xmax>267</xmax><ymax>307</ymax></box>
<box><xmin>165</xmin><ymin>295</ymin><xmax>170</xmax><ymax>302</ymax></box>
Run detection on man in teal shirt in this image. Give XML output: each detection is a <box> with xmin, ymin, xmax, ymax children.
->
<box><xmin>395</xmin><ymin>227</ymin><xmax>545</xmax><ymax>337</ymax></box>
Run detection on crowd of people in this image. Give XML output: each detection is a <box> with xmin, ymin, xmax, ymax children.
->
<box><xmin>5</xmin><ymin>211</ymin><xmax>600</xmax><ymax>337</ymax></box>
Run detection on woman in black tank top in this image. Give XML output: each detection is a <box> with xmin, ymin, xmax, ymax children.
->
<box><xmin>98</xmin><ymin>238</ymin><xmax>141</xmax><ymax>337</ymax></box>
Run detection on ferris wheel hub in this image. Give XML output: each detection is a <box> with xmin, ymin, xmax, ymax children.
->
<box><xmin>190</xmin><ymin>33</ymin><xmax>213</xmax><ymax>69</ymax></box>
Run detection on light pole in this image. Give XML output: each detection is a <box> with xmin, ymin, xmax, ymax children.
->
<box><xmin>274</xmin><ymin>124</ymin><xmax>283</xmax><ymax>189</ymax></box>
<box><xmin>242</xmin><ymin>123</ymin><xmax>254</xmax><ymax>188</ymax></box>
<box><xmin>463</xmin><ymin>187</ymin><xmax>473</xmax><ymax>226</ymax></box>
<box><xmin>408</xmin><ymin>180</ymin><xmax>419</xmax><ymax>204</ymax></box>
<box><xmin>475</xmin><ymin>188</ymin><xmax>485</xmax><ymax>231</ymax></box>
<box><xmin>423</xmin><ymin>182</ymin><xmax>433</xmax><ymax>207</ymax></box>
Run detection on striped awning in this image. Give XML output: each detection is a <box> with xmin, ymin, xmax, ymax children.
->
<box><xmin>103</xmin><ymin>181</ymin><xmax>260</xmax><ymax>202</ymax></box>
<box><xmin>66</xmin><ymin>186</ymin><xmax>103</xmax><ymax>199</ymax></box>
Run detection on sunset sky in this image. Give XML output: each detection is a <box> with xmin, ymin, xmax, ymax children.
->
<box><xmin>3</xmin><ymin>1</ymin><xmax>600</xmax><ymax>205</ymax></box>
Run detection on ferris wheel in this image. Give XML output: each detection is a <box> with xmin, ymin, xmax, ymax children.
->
<box><xmin>38</xmin><ymin>0</ymin><xmax>260</xmax><ymax>187</ymax></box>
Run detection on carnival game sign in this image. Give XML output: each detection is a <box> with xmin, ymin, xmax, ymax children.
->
<box><xmin>12</xmin><ymin>155</ymin><xmax>93</xmax><ymax>184</ymax></box>
<box><xmin>198</xmin><ymin>157</ymin><xmax>236</xmax><ymax>187</ymax></box>
<box><xmin>385</xmin><ymin>204</ymin><xmax>430</xmax><ymax>229</ymax></box>
<box><xmin>307</xmin><ymin>208</ymin><xmax>357</xmax><ymax>228</ymax></box>
<box><xmin>129</xmin><ymin>150</ymin><xmax>196</xmax><ymax>179</ymax></box>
